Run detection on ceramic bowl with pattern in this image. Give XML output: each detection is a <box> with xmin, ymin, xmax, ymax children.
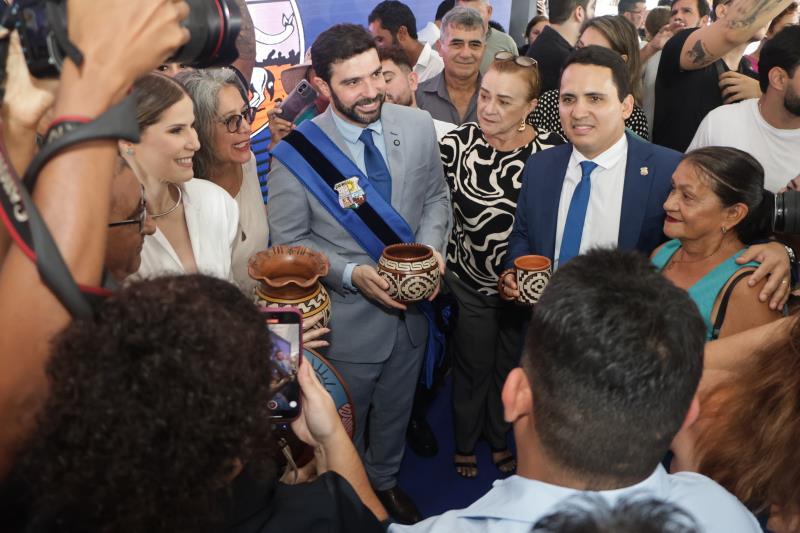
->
<box><xmin>377</xmin><ymin>243</ymin><xmax>440</xmax><ymax>303</ymax></box>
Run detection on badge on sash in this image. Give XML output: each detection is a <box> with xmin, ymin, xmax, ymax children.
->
<box><xmin>334</xmin><ymin>177</ymin><xmax>366</xmax><ymax>209</ymax></box>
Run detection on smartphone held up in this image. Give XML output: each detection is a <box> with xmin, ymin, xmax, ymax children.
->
<box><xmin>264</xmin><ymin>309</ymin><xmax>303</xmax><ymax>422</ymax></box>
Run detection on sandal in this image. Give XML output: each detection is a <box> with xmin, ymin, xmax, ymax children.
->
<box><xmin>491</xmin><ymin>449</ymin><xmax>516</xmax><ymax>474</ymax></box>
<box><xmin>454</xmin><ymin>451</ymin><xmax>478</xmax><ymax>478</ymax></box>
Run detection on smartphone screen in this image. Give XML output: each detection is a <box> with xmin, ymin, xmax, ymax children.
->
<box><xmin>265</xmin><ymin>310</ymin><xmax>302</xmax><ymax>421</ymax></box>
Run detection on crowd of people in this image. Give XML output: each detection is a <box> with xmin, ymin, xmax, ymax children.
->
<box><xmin>0</xmin><ymin>0</ymin><xmax>799</xmax><ymax>531</ymax></box>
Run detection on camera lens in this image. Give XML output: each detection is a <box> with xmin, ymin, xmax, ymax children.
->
<box><xmin>169</xmin><ymin>0</ymin><xmax>242</xmax><ymax>68</ymax></box>
<box><xmin>774</xmin><ymin>190</ymin><xmax>800</xmax><ymax>234</ymax></box>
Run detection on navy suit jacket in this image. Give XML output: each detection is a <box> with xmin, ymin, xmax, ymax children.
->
<box><xmin>506</xmin><ymin>131</ymin><xmax>682</xmax><ymax>269</ymax></box>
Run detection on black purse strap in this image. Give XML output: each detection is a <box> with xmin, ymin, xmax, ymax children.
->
<box><xmin>710</xmin><ymin>270</ymin><xmax>753</xmax><ymax>340</ymax></box>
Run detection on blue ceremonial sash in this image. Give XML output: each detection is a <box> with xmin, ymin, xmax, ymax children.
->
<box><xmin>271</xmin><ymin>120</ymin><xmax>444</xmax><ymax>387</ymax></box>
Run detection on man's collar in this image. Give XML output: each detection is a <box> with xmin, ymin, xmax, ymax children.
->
<box><xmin>570</xmin><ymin>132</ymin><xmax>628</xmax><ymax>170</ymax></box>
<box><xmin>330</xmin><ymin>106</ymin><xmax>383</xmax><ymax>145</ymax></box>
<box><xmin>417</xmin><ymin>41</ymin><xmax>433</xmax><ymax>67</ymax></box>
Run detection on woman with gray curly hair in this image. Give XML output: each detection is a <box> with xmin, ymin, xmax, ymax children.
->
<box><xmin>177</xmin><ymin>68</ymin><xmax>269</xmax><ymax>294</ymax></box>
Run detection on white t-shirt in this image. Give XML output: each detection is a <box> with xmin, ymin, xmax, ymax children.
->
<box><xmin>390</xmin><ymin>465</ymin><xmax>761</xmax><ymax>533</ymax></box>
<box><xmin>688</xmin><ymin>98</ymin><xmax>800</xmax><ymax>192</ymax></box>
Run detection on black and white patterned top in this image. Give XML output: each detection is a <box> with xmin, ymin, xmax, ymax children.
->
<box><xmin>527</xmin><ymin>89</ymin><xmax>650</xmax><ymax>140</ymax></box>
<box><xmin>440</xmin><ymin>122</ymin><xmax>566</xmax><ymax>296</ymax></box>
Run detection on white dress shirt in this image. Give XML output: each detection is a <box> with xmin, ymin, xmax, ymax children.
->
<box><xmin>135</xmin><ymin>178</ymin><xmax>239</xmax><ymax>281</ymax></box>
<box><xmin>417</xmin><ymin>22</ymin><xmax>441</xmax><ymax>47</ymax></box>
<box><xmin>414</xmin><ymin>42</ymin><xmax>444</xmax><ymax>84</ymax></box>
<box><xmin>554</xmin><ymin>134</ymin><xmax>628</xmax><ymax>269</ymax></box>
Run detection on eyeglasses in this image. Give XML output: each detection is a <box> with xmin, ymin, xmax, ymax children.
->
<box><xmin>218</xmin><ymin>107</ymin><xmax>257</xmax><ymax>133</ymax></box>
<box><xmin>494</xmin><ymin>51</ymin><xmax>538</xmax><ymax>68</ymax></box>
<box><xmin>108</xmin><ymin>184</ymin><xmax>149</xmax><ymax>234</ymax></box>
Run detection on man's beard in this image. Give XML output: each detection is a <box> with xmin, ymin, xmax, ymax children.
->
<box><xmin>330</xmin><ymin>88</ymin><xmax>385</xmax><ymax>125</ymax></box>
<box><xmin>784</xmin><ymin>84</ymin><xmax>800</xmax><ymax>117</ymax></box>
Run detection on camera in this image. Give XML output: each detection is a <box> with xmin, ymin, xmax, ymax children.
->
<box><xmin>772</xmin><ymin>189</ymin><xmax>800</xmax><ymax>234</ymax></box>
<box><xmin>2</xmin><ymin>0</ymin><xmax>241</xmax><ymax>78</ymax></box>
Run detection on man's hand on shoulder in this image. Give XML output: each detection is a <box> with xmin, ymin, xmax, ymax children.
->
<box><xmin>352</xmin><ymin>265</ymin><xmax>407</xmax><ymax>310</ymax></box>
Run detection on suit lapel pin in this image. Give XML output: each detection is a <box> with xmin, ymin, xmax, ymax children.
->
<box><xmin>640</xmin><ymin>166</ymin><xmax>649</xmax><ymax>176</ymax></box>
<box><xmin>393</xmin><ymin>139</ymin><xmax>400</xmax><ymax>146</ymax></box>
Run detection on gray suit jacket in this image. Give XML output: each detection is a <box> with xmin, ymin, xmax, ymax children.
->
<box><xmin>267</xmin><ymin>104</ymin><xmax>451</xmax><ymax>364</ymax></box>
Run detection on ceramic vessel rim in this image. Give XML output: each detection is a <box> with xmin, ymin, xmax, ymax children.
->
<box><xmin>381</xmin><ymin>243</ymin><xmax>433</xmax><ymax>263</ymax></box>
<box><xmin>248</xmin><ymin>245</ymin><xmax>330</xmax><ymax>288</ymax></box>
<box><xmin>514</xmin><ymin>254</ymin><xmax>551</xmax><ymax>271</ymax></box>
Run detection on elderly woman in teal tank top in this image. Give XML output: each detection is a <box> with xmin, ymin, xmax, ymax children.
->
<box><xmin>651</xmin><ymin>147</ymin><xmax>784</xmax><ymax>340</ymax></box>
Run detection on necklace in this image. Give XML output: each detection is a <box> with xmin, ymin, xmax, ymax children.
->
<box><xmin>664</xmin><ymin>242</ymin><xmax>723</xmax><ymax>271</ymax></box>
<box><xmin>151</xmin><ymin>183</ymin><xmax>183</xmax><ymax>219</ymax></box>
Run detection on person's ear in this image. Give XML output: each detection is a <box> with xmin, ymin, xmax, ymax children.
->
<box><xmin>486</xmin><ymin>4</ymin><xmax>494</xmax><ymax>19</ymax></box>
<box><xmin>723</xmin><ymin>202</ymin><xmax>749</xmax><ymax>231</ymax></box>
<box><xmin>524</xmin><ymin>97</ymin><xmax>539</xmax><ymax>117</ymax></box>
<box><xmin>621</xmin><ymin>93</ymin><xmax>634</xmax><ymax>120</ymax></box>
<box><xmin>714</xmin><ymin>3</ymin><xmax>726</xmax><ymax>21</ymax></box>
<box><xmin>620</xmin><ymin>52</ymin><xmax>629</xmax><ymax>63</ymax></box>
<box><xmin>575</xmin><ymin>5</ymin><xmax>586</xmax><ymax>24</ymax></box>
<box><xmin>408</xmin><ymin>70</ymin><xmax>420</xmax><ymax>92</ymax></box>
<box><xmin>699</xmin><ymin>14</ymin><xmax>710</xmax><ymax>26</ymax></box>
<box><xmin>397</xmin><ymin>25</ymin><xmax>409</xmax><ymax>43</ymax></box>
<box><xmin>313</xmin><ymin>76</ymin><xmax>332</xmax><ymax>101</ymax></box>
<box><xmin>502</xmin><ymin>367</ymin><xmax>533</xmax><ymax>423</ymax></box>
<box><xmin>680</xmin><ymin>393</ymin><xmax>701</xmax><ymax>432</ymax></box>
<box><xmin>768</xmin><ymin>66</ymin><xmax>789</xmax><ymax>92</ymax></box>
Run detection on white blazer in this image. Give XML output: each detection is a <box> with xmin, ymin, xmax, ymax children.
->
<box><xmin>134</xmin><ymin>178</ymin><xmax>239</xmax><ymax>281</ymax></box>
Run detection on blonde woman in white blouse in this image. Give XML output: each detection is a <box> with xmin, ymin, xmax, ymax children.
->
<box><xmin>120</xmin><ymin>73</ymin><xmax>239</xmax><ymax>281</ymax></box>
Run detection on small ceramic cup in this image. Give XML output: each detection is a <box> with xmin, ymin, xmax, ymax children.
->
<box><xmin>514</xmin><ymin>255</ymin><xmax>552</xmax><ymax>305</ymax></box>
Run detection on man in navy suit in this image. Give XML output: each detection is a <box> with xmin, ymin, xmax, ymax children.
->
<box><xmin>500</xmin><ymin>46</ymin><xmax>792</xmax><ymax>306</ymax></box>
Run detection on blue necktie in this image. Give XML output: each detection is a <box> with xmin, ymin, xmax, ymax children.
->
<box><xmin>359</xmin><ymin>128</ymin><xmax>392</xmax><ymax>203</ymax></box>
<box><xmin>558</xmin><ymin>160</ymin><xmax>598</xmax><ymax>267</ymax></box>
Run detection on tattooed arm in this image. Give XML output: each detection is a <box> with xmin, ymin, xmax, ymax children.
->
<box><xmin>679</xmin><ymin>0</ymin><xmax>793</xmax><ymax>70</ymax></box>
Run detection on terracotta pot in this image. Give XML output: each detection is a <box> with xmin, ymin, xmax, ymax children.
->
<box><xmin>249</xmin><ymin>245</ymin><xmax>332</xmax><ymax>328</ymax></box>
<box><xmin>377</xmin><ymin>243</ymin><xmax>440</xmax><ymax>303</ymax></box>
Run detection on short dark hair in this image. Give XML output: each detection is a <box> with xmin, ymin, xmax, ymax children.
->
<box><xmin>435</xmin><ymin>0</ymin><xmax>456</xmax><ymax>21</ymax></box>
<box><xmin>670</xmin><ymin>0</ymin><xmax>711</xmax><ymax>18</ymax></box>
<box><xmin>758</xmin><ymin>25</ymin><xmax>800</xmax><ymax>92</ymax></box>
<box><xmin>549</xmin><ymin>0</ymin><xmax>594</xmax><ymax>25</ymax></box>
<box><xmin>618</xmin><ymin>0</ymin><xmax>644</xmax><ymax>14</ymax></box>
<box><xmin>311</xmin><ymin>24</ymin><xmax>378</xmax><ymax>84</ymax></box>
<box><xmin>14</xmin><ymin>275</ymin><xmax>275</xmax><ymax>532</ymax></box>
<box><xmin>368</xmin><ymin>0</ymin><xmax>419</xmax><ymax>40</ymax></box>
<box><xmin>645</xmin><ymin>6</ymin><xmax>672</xmax><ymax>37</ymax></box>
<box><xmin>561</xmin><ymin>46</ymin><xmax>631</xmax><ymax>101</ymax></box>
<box><xmin>682</xmin><ymin>147</ymin><xmax>770</xmax><ymax>244</ymax></box>
<box><xmin>522</xmin><ymin>249</ymin><xmax>705</xmax><ymax>488</ymax></box>
<box><xmin>532</xmin><ymin>494</ymin><xmax>701</xmax><ymax>533</ymax></box>
<box><xmin>378</xmin><ymin>45</ymin><xmax>413</xmax><ymax>71</ymax></box>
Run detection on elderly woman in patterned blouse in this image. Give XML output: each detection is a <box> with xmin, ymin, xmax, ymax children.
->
<box><xmin>440</xmin><ymin>52</ymin><xmax>565</xmax><ymax>478</ymax></box>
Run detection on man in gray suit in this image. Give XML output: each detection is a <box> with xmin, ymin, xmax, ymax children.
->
<box><xmin>267</xmin><ymin>24</ymin><xmax>450</xmax><ymax>525</ymax></box>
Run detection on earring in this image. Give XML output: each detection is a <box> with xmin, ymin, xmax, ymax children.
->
<box><xmin>126</xmin><ymin>147</ymin><xmax>135</xmax><ymax>156</ymax></box>
<box><xmin>721</xmin><ymin>226</ymin><xmax>727</xmax><ymax>234</ymax></box>
<box><xmin>517</xmin><ymin>119</ymin><xmax>526</xmax><ymax>132</ymax></box>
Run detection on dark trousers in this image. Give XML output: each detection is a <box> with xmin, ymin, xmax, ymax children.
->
<box><xmin>447</xmin><ymin>271</ymin><xmax>528</xmax><ymax>453</ymax></box>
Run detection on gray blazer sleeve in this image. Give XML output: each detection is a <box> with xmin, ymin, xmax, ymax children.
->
<box><xmin>414</xmin><ymin>116</ymin><xmax>451</xmax><ymax>252</ymax></box>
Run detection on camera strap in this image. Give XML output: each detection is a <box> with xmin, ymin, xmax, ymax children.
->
<box><xmin>0</xmin><ymin>94</ymin><xmax>140</xmax><ymax>318</ymax></box>
<box><xmin>46</xmin><ymin>0</ymin><xmax>84</xmax><ymax>69</ymax></box>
